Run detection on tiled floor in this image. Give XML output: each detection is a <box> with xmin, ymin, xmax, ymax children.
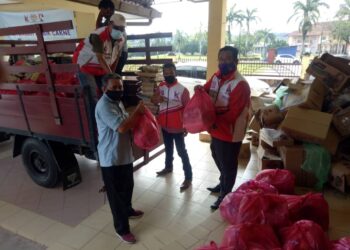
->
<box><xmin>0</xmin><ymin>134</ymin><xmax>350</xmax><ymax>250</ymax></box>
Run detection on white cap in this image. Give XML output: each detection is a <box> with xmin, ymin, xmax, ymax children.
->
<box><xmin>110</xmin><ymin>13</ymin><xmax>126</xmax><ymax>27</ymax></box>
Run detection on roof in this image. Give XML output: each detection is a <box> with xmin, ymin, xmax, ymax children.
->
<box><xmin>68</xmin><ymin>0</ymin><xmax>161</xmax><ymax>20</ymax></box>
<box><xmin>289</xmin><ymin>21</ymin><xmax>335</xmax><ymax>37</ymax></box>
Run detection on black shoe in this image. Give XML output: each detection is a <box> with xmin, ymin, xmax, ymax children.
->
<box><xmin>207</xmin><ymin>184</ymin><xmax>220</xmax><ymax>193</ymax></box>
<box><xmin>210</xmin><ymin>197</ymin><xmax>223</xmax><ymax>210</ymax></box>
<box><xmin>156</xmin><ymin>168</ymin><xmax>173</xmax><ymax>176</ymax></box>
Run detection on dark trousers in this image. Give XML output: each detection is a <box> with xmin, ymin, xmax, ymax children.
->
<box><xmin>162</xmin><ymin>129</ymin><xmax>192</xmax><ymax>180</ymax></box>
<box><xmin>210</xmin><ymin>137</ymin><xmax>242</xmax><ymax>198</ymax></box>
<box><xmin>115</xmin><ymin>51</ymin><xmax>128</xmax><ymax>75</ymax></box>
<box><xmin>101</xmin><ymin>164</ymin><xmax>134</xmax><ymax>235</ymax></box>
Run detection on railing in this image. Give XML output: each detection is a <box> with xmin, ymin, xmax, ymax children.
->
<box><xmin>175</xmin><ymin>57</ymin><xmax>302</xmax><ymax>79</ymax></box>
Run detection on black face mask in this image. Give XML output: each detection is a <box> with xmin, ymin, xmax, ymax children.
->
<box><xmin>164</xmin><ymin>75</ymin><xmax>176</xmax><ymax>84</ymax></box>
<box><xmin>106</xmin><ymin>90</ymin><xmax>123</xmax><ymax>101</ymax></box>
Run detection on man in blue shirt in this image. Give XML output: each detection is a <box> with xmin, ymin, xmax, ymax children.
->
<box><xmin>95</xmin><ymin>73</ymin><xmax>144</xmax><ymax>244</ymax></box>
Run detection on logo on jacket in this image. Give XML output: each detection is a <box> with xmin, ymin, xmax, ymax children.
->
<box><xmin>226</xmin><ymin>85</ymin><xmax>232</xmax><ymax>95</ymax></box>
<box><xmin>174</xmin><ymin>91</ymin><xmax>180</xmax><ymax>100</ymax></box>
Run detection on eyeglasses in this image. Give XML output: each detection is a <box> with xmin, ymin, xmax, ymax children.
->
<box><xmin>113</xmin><ymin>25</ymin><xmax>125</xmax><ymax>32</ymax></box>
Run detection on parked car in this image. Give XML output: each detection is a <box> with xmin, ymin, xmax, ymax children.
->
<box><xmin>274</xmin><ymin>54</ymin><xmax>301</xmax><ymax>64</ymax></box>
<box><xmin>175</xmin><ymin>62</ymin><xmax>272</xmax><ymax>96</ymax></box>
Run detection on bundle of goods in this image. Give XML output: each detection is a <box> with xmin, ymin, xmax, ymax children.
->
<box><xmin>135</xmin><ymin>65</ymin><xmax>163</xmax><ymax>114</ymax></box>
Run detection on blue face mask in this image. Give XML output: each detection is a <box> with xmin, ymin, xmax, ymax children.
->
<box><xmin>111</xmin><ymin>29</ymin><xmax>123</xmax><ymax>40</ymax></box>
<box><xmin>219</xmin><ymin>62</ymin><xmax>237</xmax><ymax>76</ymax></box>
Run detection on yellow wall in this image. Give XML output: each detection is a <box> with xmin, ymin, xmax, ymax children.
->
<box><xmin>0</xmin><ymin>0</ymin><xmax>98</xmax><ymax>38</ymax></box>
<box><xmin>206</xmin><ymin>0</ymin><xmax>227</xmax><ymax>79</ymax></box>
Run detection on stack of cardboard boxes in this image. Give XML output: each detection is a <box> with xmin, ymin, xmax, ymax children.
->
<box><xmin>248</xmin><ymin>53</ymin><xmax>350</xmax><ymax>192</ymax></box>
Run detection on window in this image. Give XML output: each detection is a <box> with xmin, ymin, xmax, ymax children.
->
<box><xmin>195</xmin><ymin>66</ymin><xmax>207</xmax><ymax>80</ymax></box>
<box><xmin>176</xmin><ymin>66</ymin><xmax>194</xmax><ymax>78</ymax></box>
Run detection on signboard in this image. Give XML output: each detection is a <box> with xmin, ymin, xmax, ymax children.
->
<box><xmin>0</xmin><ymin>9</ymin><xmax>78</xmax><ymax>41</ymax></box>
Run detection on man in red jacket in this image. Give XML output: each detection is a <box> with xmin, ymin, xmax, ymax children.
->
<box><xmin>151</xmin><ymin>63</ymin><xmax>193</xmax><ymax>191</ymax></box>
<box><xmin>201</xmin><ymin>46</ymin><xmax>251</xmax><ymax>210</ymax></box>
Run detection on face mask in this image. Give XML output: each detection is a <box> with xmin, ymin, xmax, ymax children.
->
<box><xmin>219</xmin><ymin>62</ymin><xmax>237</xmax><ymax>76</ymax></box>
<box><xmin>164</xmin><ymin>75</ymin><xmax>176</xmax><ymax>84</ymax></box>
<box><xmin>111</xmin><ymin>29</ymin><xmax>123</xmax><ymax>40</ymax></box>
<box><xmin>106</xmin><ymin>90</ymin><xmax>123</xmax><ymax>101</ymax></box>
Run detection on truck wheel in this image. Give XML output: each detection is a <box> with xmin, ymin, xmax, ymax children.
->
<box><xmin>21</xmin><ymin>138</ymin><xmax>59</xmax><ymax>188</ymax></box>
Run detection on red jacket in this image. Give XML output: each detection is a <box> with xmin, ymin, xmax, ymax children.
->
<box><xmin>204</xmin><ymin>70</ymin><xmax>251</xmax><ymax>142</ymax></box>
<box><xmin>156</xmin><ymin>80</ymin><xmax>190</xmax><ymax>132</ymax></box>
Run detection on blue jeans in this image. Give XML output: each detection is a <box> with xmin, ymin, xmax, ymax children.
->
<box><xmin>162</xmin><ymin>129</ymin><xmax>192</xmax><ymax>180</ymax></box>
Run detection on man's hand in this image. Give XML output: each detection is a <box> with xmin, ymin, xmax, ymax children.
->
<box><xmin>135</xmin><ymin>101</ymin><xmax>145</xmax><ymax>115</ymax></box>
<box><xmin>151</xmin><ymin>94</ymin><xmax>166</xmax><ymax>104</ymax></box>
<box><xmin>194</xmin><ymin>85</ymin><xmax>204</xmax><ymax>91</ymax></box>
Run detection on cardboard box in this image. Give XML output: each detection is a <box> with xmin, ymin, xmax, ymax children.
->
<box><xmin>278</xmin><ymin>145</ymin><xmax>317</xmax><ymax>188</ymax></box>
<box><xmin>257</xmin><ymin>142</ymin><xmax>282</xmax><ymax>171</ymax></box>
<box><xmin>281</xmin><ymin>107</ymin><xmax>333</xmax><ymax>144</ymax></box>
<box><xmin>238</xmin><ymin>139</ymin><xmax>251</xmax><ymax>159</ymax></box>
<box><xmin>248</xmin><ymin>115</ymin><xmax>261</xmax><ymax>132</ymax></box>
<box><xmin>333</xmin><ymin>106</ymin><xmax>350</xmax><ymax>137</ymax></box>
<box><xmin>251</xmin><ymin>96</ymin><xmax>266</xmax><ymax>113</ymax></box>
<box><xmin>282</xmin><ymin>79</ymin><xmax>328</xmax><ymax>111</ymax></box>
<box><xmin>330</xmin><ymin>161</ymin><xmax>350</xmax><ymax>193</ymax></box>
<box><xmin>260</xmin><ymin>128</ymin><xmax>294</xmax><ymax>148</ymax></box>
<box><xmin>306</xmin><ymin>58</ymin><xmax>350</xmax><ymax>93</ymax></box>
<box><xmin>320</xmin><ymin>126</ymin><xmax>342</xmax><ymax>155</ymax></box>
<box><xmin>260</xmin><ymin>105</ymin><xmax>284</xmax><ymax>128</ymax></box>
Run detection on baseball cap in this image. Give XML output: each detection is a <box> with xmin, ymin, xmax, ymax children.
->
<box><xmin>110</xmin><ymin>13</ymin><xmax>126</xmax><ymax>27</ymax></box>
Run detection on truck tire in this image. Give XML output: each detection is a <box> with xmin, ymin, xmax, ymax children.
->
<box><xmin>21</xmin><ymin>138</ymin><xmax>59</xmax><ymax>188</ymax></box>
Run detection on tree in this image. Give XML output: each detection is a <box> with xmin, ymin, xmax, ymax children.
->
<box><xmin>254</xmin><ymin>29</ymin><xmax>276</xmax><ymax>59</ymax></box>
<box><xmin>243</xmin><ymin>8</ymin><xmax>260</xmax><ymax>35</ymax></box>
<box><xmin>288</xmin><ymin>0</ymin><xmax>329</xmax><ymax>56</ymax></box>
<box><xmin>332</xmin><ymin>21</ymin><xmax>350</xmax><ymax>54</ymax></box>
<box><xmin>226</xmin><ymin>4</ymin><xmax>244</xmax><ymax>44</ymax></box>
<box><xmin>173</xmin><ymin>29</ymin><xmax>188</xmax><ymax>53</ymax></box>
<box><xmin>335</xmin><ymin>0</ymin><xmax>350</xmax><ymax>20</ymax></box>
<box><xmin>269</xmin><ymin>39</ymin><xmax>289</xmax><ymax>49</ymax></box>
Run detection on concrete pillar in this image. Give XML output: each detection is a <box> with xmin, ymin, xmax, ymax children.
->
<box><xmin>206</xmin><ymin>0</ymin><xmax>227</xmax><ymax>79</ymax></box>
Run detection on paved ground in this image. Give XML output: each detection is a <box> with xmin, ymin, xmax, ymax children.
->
<box><xmin>0</xmin><ymin>227</ymin><xmax>46</xmax><ymax>250</ymax></box>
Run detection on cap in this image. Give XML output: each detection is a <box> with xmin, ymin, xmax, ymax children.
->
<box><xmin>110</xmin><ymin>13</ymin><xmax>126</xmax><ymax>27</ymax></box>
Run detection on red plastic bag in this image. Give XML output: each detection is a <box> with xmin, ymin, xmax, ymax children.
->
<box><xmin>255</xmin><ymin>169</ymin><xmax>295</xmax><ymax>194</ymax></box>
<box><xmin>220</xmin><ymin>192</ymin><xmax>246</xmax><ymax>224</ymax></box>
<box><xmin>280</xmin><ymin>220</ymin><xmax>329</xmax><ymax>250</ymax></box>
<box><xmin>330</xmin><ymin>237</ymin><xmax>350</xmax><ymax>250</ymax></box>
<box><xmin>221</xmin><ymin>224</ymin><xmax>281</xmax><ymax>250</ymax></box>
<box><xmin>133</xmin><ymin>107</ymin><xmax>160</xmax><ymax>150</ymax></box>
<box><xmin>183</xmin><ymin>88</ymin><xmax>216</xmax><ymax>133</ymax></box>
<box><xmin>281</xmin><ymin>193</ymin><xmax>329</xmax><ymax>231</ymax></box>
<box><xmin>195</xmin><ymin>241</ymin><xmax>233</xmax><ymax>250</ymax></box>
<box><xmin>236</xmin><ymin>180</ymin><xmax>278</xmax><ymax>194</ymax></box>
<box><xmin>220</xmin><ymin>192</ymin><xmax>290</xmax><ymax>228</ymax></box>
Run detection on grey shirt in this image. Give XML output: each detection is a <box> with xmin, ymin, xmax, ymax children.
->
<box><xmin>95</xmin><ymin>94</ymin><xmax>134</xmax><ymax>167</ymax></box>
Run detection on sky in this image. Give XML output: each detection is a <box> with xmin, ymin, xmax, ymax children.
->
<box><xmin>127</xmin><ymin>0</ymin><xmax>345</xmax><ymax>35</ymax></box>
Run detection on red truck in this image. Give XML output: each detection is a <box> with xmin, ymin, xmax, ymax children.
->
<box><xmin>0</xmin><ymin>21</ymin><xmax>164</xmax><ymax>189</ymax></box>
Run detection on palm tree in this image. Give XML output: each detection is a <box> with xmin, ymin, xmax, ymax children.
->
<box><xmin>243</xmin><ymin>8</ymin><xmax>260</xmax><ymax>35</ymax></box>
<box><xmin>335</xmin><ymin>0</ymin><xmax>350</xmax><ymax>20</ymax></box>
<box><xmin>288</xmin><ymin>0</ymin><xmax>329</xmax><ymax>56</ymax></box>
<box><xmin>226</xmin><ymin>4</ymin><xmax>244</xmax><ymax>44</ymax></box>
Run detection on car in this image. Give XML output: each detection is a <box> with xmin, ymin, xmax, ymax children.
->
<box><xmin>175</xmin><ymin>62</ymin><xmax>272</xmax><ymax>96</ymax></box>
<box><xmin>274</xmin><ymin>54</ymin><xmax>301</xmax><ymax>64</ymax></box>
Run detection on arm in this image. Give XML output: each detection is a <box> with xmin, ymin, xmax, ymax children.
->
<box><xmin>96</xmin><ymin>11</ymin><xmax>104</xmax><ymax>29</ymax></box>
<box><xmin>118</xmin><ymin>102</ymin><xmax>145</xmax><ymax>133</ymax></box>
<box><xmin>151</xmin><ymin>85</ymin><xmax>165</xmax><ymax>104</ymax></box>
<box><xmin>99</xmin><ymin>102</ymin><xmax>145</xmax><ymax>134</ymax></box>
<box><xmin>181</xmin><ymin>88</ymin><xmax>190</xmax><ymax>106</ymax></box>
<box><xmin>219</xmin><ymin>81</ymin><xmax>251</xmax><ymax>125</ymax></box>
